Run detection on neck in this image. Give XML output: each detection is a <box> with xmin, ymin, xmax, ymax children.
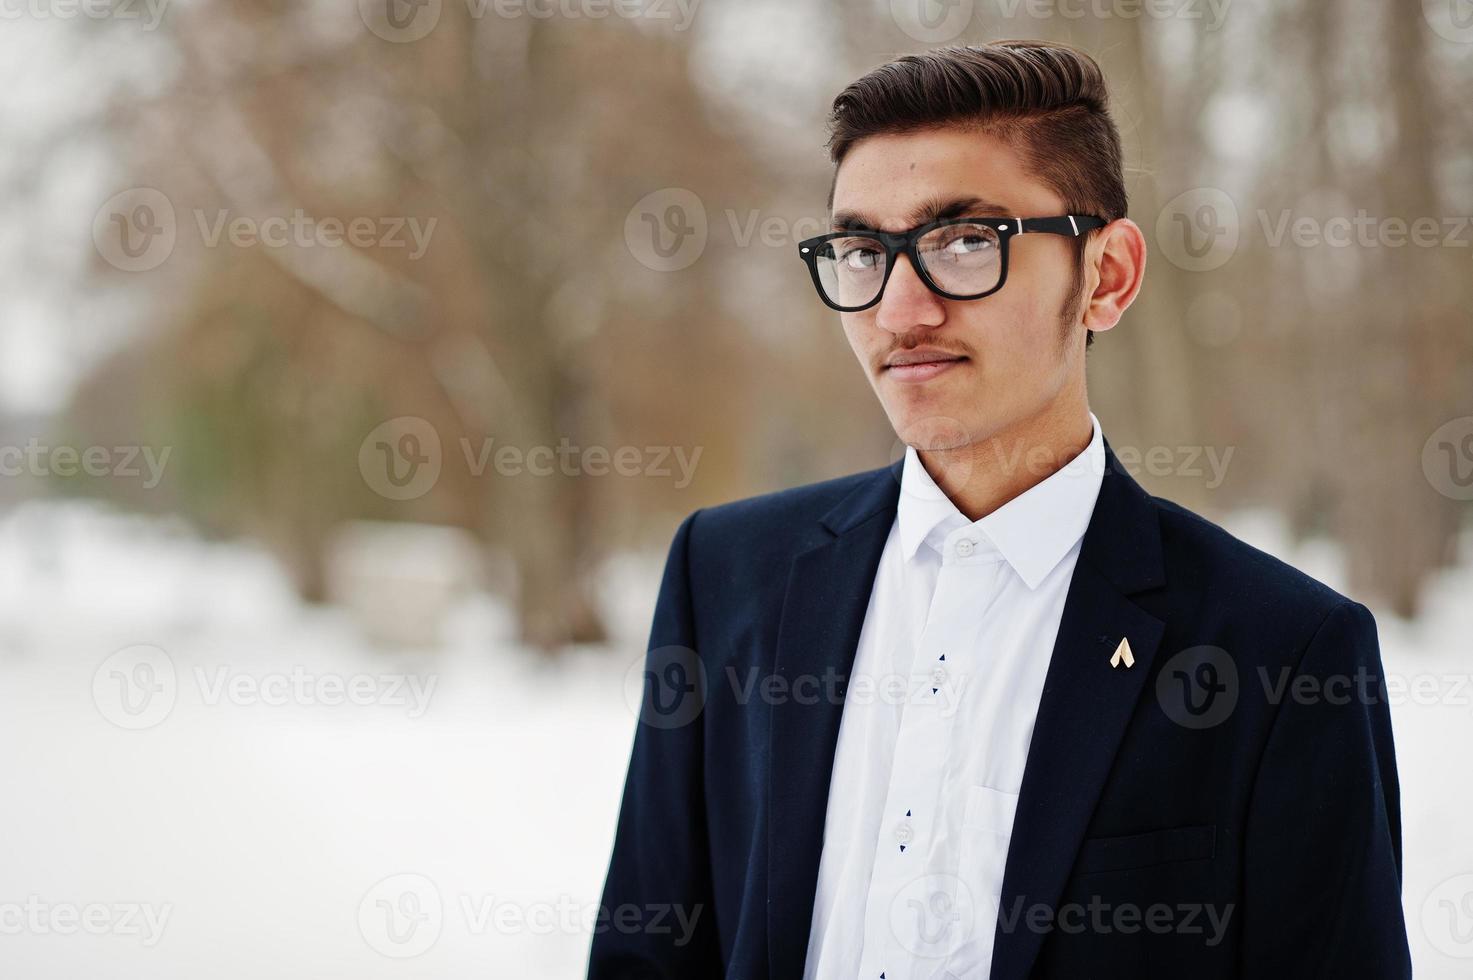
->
<box><xmin>916</xmin><ymin>397</ymin><xmax>1094</xmax><ymax>523</ymax></box>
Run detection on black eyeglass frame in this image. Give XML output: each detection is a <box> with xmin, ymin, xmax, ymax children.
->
<box><xmin>797</xmin><ymin>214</ymin><xmax>1107</xmax><ymax>312</ymax></box>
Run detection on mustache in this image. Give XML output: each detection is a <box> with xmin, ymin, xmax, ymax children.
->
<box><xmin>877</xmin><ymin>341</ymin><xmax>972</xmax><ymax>366</ymax></box>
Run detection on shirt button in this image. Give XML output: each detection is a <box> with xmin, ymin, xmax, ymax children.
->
<box><xmin>931</xmin><ymin>666</ymin><xmax>947</xmax><ymax>684</ymax></box>
<box><xmin>895</xmin><ymin>822</ymin><xmax>913</xmax><ymax>845</ymax></box>
<box><xmin>956</xmin><ymin>538</ymin><xmax>975</xmax><ymax>557</ymax></box>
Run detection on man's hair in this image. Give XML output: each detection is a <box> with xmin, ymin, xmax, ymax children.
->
<box><xmin>824</xmin><ymin>40</ymin><xmax>1127</xmax><ymax>348</ymax></box>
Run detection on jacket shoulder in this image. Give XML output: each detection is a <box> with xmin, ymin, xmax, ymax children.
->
<box><xmin>1148</xmin><ymin>494</ymin><xmax>1360</xmax><ymax>626</ymax></box>
<box><xmin>684</xmin><ymin>464</ymin><xmax>891</xmax><ymax>555</ymax></box>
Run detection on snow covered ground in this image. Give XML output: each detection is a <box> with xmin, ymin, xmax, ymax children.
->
<box><xmin>0</xmin><ymin>501</ymin><xmax>1469</xmax><ymax>977</ymax></box>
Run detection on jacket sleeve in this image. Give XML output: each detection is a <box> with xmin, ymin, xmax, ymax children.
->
<box><xmin>1241</xmin><ymin>599</ymin><xmax>1411</xmax><ymax>977</ymax></box>
<box><xmin>588</xmin><ymin>509</ymin><xmax>721</xmax><ymax>978</ymax></box>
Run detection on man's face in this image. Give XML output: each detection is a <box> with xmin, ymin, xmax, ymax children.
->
<box><xmin>830</xmin><ymin>127</ymin><xmax>1089</xmax><ymax>452</ymax></box>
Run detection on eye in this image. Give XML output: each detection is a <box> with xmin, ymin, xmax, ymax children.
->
<box><xmin>944</xmin><ymin>233</ymin><xmax>995</xmax><ymax>255</ymax></box>
<box><xmin>839</xmin><ymin>245</ymin><xmax>883</xmax><ymax>270</ymax></box>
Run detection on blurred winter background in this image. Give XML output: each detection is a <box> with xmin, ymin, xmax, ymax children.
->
<box><xmin>0</xmin><ymin>0</ymin><xmax>1471</xmax><ymax>976</ymax></box>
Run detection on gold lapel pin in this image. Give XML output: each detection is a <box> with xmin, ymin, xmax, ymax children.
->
<box><xmin>1110</xmin><ymin>637</ymin><xmax>1135</xmax><ymax>669</ymax></box>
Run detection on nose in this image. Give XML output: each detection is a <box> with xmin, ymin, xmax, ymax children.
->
<box><xmin>873</xmin><ymin>253</ymin><xmax>945</xmax><ymax>335</ymax></box>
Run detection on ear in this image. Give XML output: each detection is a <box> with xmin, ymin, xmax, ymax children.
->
<box><xmin>1081</xmin><ymin>218</ymin><xmax>1147</xmax><ymax>334</ymax></box>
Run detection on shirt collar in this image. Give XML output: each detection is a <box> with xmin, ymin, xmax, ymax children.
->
<box><xmin>896</xmin><ymin>412</ymin><xmax>1106</xmax><ymax>589</ymax></box>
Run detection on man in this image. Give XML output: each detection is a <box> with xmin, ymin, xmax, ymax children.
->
<box><xmin>590</xmin><ymin>41</ymin><xmax>1410</xmax><ymax>979</ymax></box>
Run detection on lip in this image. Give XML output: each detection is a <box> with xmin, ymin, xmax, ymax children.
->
<box><xmin>882</xmin><ymin>350</ymin><xmax>967</xmax><ymax>383</ymax></box>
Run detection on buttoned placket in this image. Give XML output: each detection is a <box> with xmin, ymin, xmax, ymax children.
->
<box><xmin>857</xmin><ymin>524</ymin><xmax>1009</xmax><ymax>980</ymax></box>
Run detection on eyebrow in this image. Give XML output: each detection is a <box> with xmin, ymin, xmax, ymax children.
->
<box><xmin>830</xmin><ymin>195</ymin><xmax>1014</xmax><ymax>233</ymax></box>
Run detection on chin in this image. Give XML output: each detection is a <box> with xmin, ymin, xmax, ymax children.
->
<box><xmin>892</xmin><ymin>413</ymin><xmax>975</xmax><ymax>453</ymax></box>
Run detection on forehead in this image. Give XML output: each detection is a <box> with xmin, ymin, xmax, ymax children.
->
<box><xmin>831</xmin><ymin>127</ymin><xmax>1063</xmax><ymax>231</ymax></box>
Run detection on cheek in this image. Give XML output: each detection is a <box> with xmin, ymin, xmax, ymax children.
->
<box><xmin>975</xmin><ymin>270</ymin><xmax>1069</xmax><ymax>358</ymax></box>
<box><xmin>1014</xmin><ymin>247</ymin><xmax>1079</xmax><ymax>313</ymax></box>
<box><xmin>955</xmin><ymin>296</ymin><xmax>1038</xmax><ymax>362</ymax></box>
<box><xmin>839</xmin><ymin>313</ymin><xmax>876</xmax><ymax>356</ymax></box>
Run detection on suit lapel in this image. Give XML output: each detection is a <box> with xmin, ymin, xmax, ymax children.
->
<box><xmin>988</xmin><ymin>441</ymin><xmax>1167</xmax><ymax>980</ymax></box>
<box><xmin>767</xmin><ymin>461</ymin><xmax>902</xmax><ymax>980</ymax></box>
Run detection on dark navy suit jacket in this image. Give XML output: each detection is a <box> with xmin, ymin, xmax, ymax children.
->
<box><xmin>589</xmin><ymin>442</ymin><xmax>1411</xmax><ymax>979</ymax></box>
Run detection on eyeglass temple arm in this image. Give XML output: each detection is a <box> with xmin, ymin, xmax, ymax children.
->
<box><xmin>1016</xmin><ymin>216</ymin><xmax>1108</xmax><ymax>236</ymax></box>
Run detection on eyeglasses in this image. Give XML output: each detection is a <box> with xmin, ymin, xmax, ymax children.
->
<box><xmin>796</xmin><ymin>214</ymin><xmax>1106</xmax><ymax>312</ymax></box>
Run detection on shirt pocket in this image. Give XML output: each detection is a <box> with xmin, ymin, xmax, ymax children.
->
<box><xmin>956</xmin><ymin>785</ymin><xmax>1020</xmax><ymax>893</ymax></box>
<box><xmin>945</xmin><ymin>786</ymin><xmax>1022</xmax><ymax>976</ymax></box>
<box><xmin>962</xmin><ymin>784</ymin><xmax>1019</xmax><ymax>839</ymax></box>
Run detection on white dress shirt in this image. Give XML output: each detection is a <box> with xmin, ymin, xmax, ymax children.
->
<box><xmin>802</xmin><ymin>414</ymin><xmax>1106</xmax><ymax>980</ymax></box>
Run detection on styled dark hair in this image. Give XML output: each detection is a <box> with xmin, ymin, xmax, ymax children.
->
<box><xmin>825</xmin><ymin>40</ymin><xmax>1127</xmax><ymax>346</ymax></box>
